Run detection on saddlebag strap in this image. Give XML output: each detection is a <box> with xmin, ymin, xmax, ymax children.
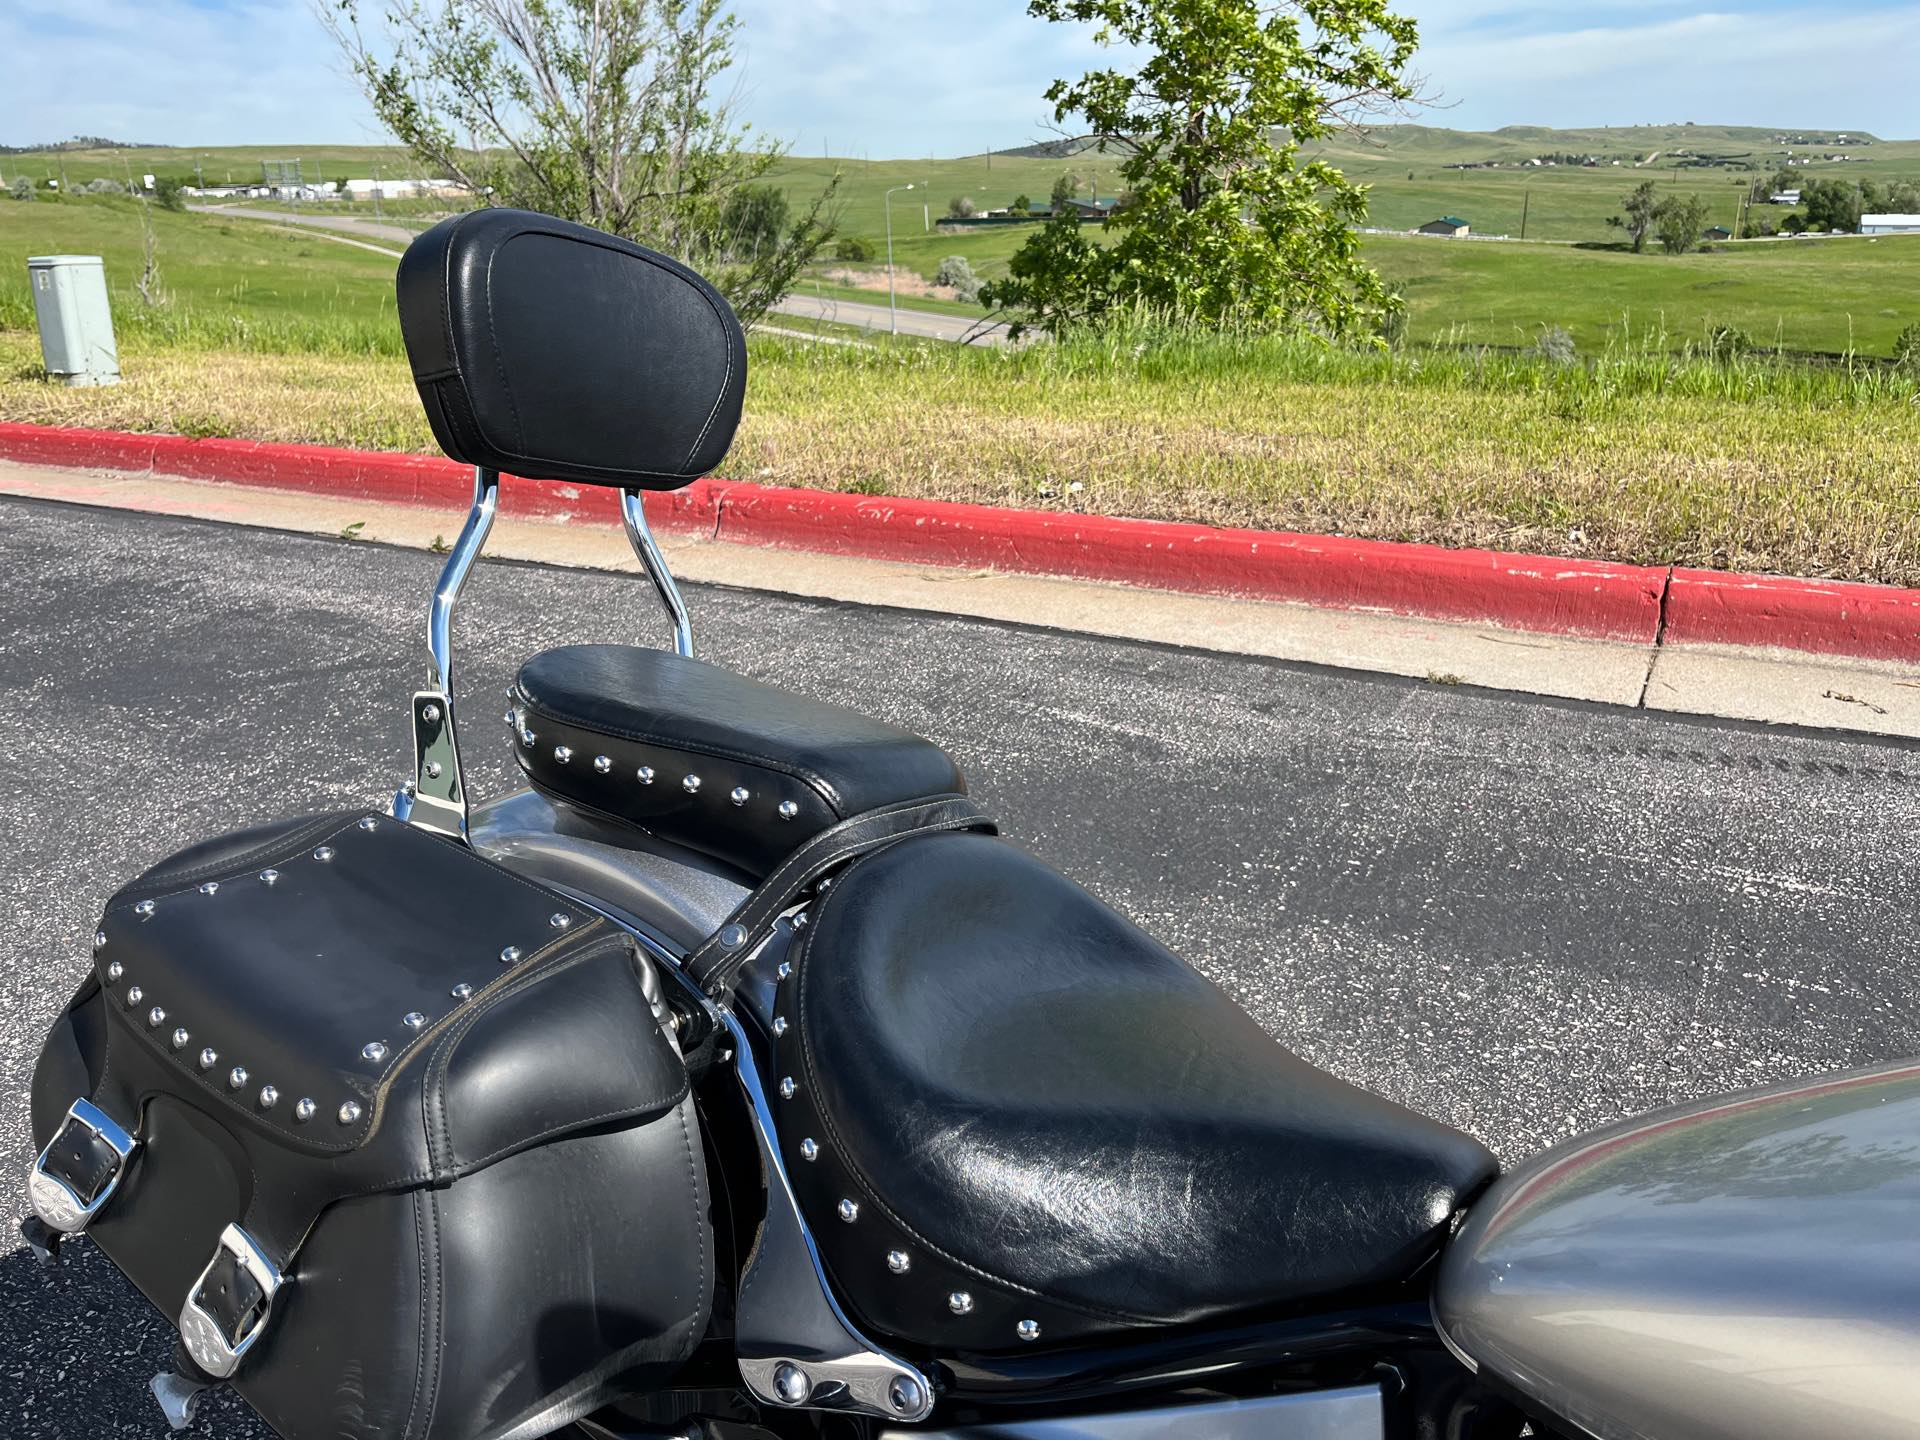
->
<box><xmin>690</xmin><ymin>794</ymin><xmax>995</xmax><ymax>1000</ymax></box>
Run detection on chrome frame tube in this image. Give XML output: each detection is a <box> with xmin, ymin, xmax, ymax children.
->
<box><xmin>621</xmin><ymin>489</ymin><xmax>694</xmax><ymax>658</ymax></box>
<box><xmin>427</xmin><ymin>466</ymin><xmax>501</xmax><ymax>691</ymax></box>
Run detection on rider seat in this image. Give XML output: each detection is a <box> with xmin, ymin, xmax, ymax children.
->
<box><xmin>770</xmin><ymin>831</ymin><xmax>1500</xmax><ymax>1353</ymax></box>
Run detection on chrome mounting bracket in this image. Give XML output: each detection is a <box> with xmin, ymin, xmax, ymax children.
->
<box><xmin>723</xmin><ymin>1009</ymin><xmax>935</xmax><ymax>1423</ymax></box>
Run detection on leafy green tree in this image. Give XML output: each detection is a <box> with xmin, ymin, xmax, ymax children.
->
<box><xmin>1010</xmin><ymin>193</ymin><xmax>1032</xmax><ymax>214</ymax></box>
<box><xmin>720</xmin><ymin>184</ymin><xmax>788</xmax><ymax>257</ymax></box>
<box><xmin>1799</xmin><ymin>179</ymin><xmax>1862</xmax><ymax>233</ymax></box>
<box><xmin>947</xmin><ymin>195</ymin><xmax>978</xmax><ymax>219</ymax></box>
<box><xmin>982</xmin><ymin>0</ymin><xmax>1420</xmax><ymax>338</ymax></box>
<box><xmin>321</xmin><ymin>0</ymin><xmax>836</xmax><ymax>324</ymax></box>
<box><xmin>1049</xmin><ymin>173</ymin><xmax>1076</xmax><ymax>208</ymax></box>
<box><xmin>1612</xmin><ymin>180</ymin><xmax>1659</xmax><ymax>252</ymax></box>
<box><xmin>1654</xmin><ymin>194</ymin><xmax>1710</xmax><ymax>255</ymax></box>
<box><xmin>152</xmin><ymin>176</ymin><xmax>187</xmax><ymax>212</ymax></box>
<box><xmin>833</xmin><ymin>235</ymin><xmax>875</xmax><ymax>262</ymax></box>
<box><xmin>7</xmin><ymin>176</ymin><xmax>34</xmax><ymax>202</ymax></box>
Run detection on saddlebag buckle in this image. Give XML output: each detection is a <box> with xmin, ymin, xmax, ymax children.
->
<box><xmin>27</xmin><ymin>1098</ymin><xmax>137</xmax><ymax>1234</ymax></box>
<box><xmin>178</xmin><ymin>1224</ymin><xmax>283</xmax><ymax>1379</ymax></box>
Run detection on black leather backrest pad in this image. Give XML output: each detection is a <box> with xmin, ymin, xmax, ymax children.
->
<box><xmin>397</xmin><ymin>208</ymin><xmax>746</xmax><ymax>490</ymax></box>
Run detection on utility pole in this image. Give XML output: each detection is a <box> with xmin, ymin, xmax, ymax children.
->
<box><xmin>883</xmin><ymin>182</ymin><xmax>917</xmax><ymax>335</ymax></box>
<box><xmin>373</xmin><ymin>165</ymin><xmax>383</xmax><ymax>219</ymax></box>
<box><xmin>1520</xmin><ymin>189</ymin><xmax>1530</xmax><ymax>240</ymax></box>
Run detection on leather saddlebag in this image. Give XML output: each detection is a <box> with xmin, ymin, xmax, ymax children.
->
<box><xmin>27</xmin><ymin>811</ymin><xmax>711</xmax><ymax>1440</ymax></box>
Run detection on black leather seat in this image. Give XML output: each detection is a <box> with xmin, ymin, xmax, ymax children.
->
<box><xmin>511</xmin><ymin>645</ymin><xmax>965</xmax><ymax>875</ymax></box>
<box><xmin>770</xmin><ymin>832</ymin><xmax>1499</xmax><ymax>1352</ymax></box>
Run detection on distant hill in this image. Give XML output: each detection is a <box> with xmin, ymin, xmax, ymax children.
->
<box><xmin>0</xmin><ymin>136</ymin><xmax>159</xmax><ymax>155</ymax></box>
<box><xmin>1313</xmin><ymin>122</ymin><xmax>1888</xmax><ymax>166</ymax></box>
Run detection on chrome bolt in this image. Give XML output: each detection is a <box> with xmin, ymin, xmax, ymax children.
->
<box><xmin>358</xmin><ymin>816</ymin><xmax>379</xmax><ymax>831</ymax></box>
<box><xmin>779</xmin><ymin>1076</ymin><xmax>797</xmax><ymax>1099</ymax></box>
<box><xmin>135</xmin><ymin>900</ymin><xmax>156</xmax><ymax>918</ymax></box>
<box><xmin>500</xmin><ymin>945</ymin><xmax>522</xmax><ymax>965</ymax></box>
<box><xmin>424</xmin><ymin>761</ymin><xmax>443</xmax><ymax>779</ymax></box>
<box><xmin>777</xmin><ymin>960</ymin><xmax>793</xmax><ymax>979</ymax></box>
<box><xmin>778</xmin><ymin>800</ymin><xmax>799</xmax><ymax>820</ymax></box>
<box><xmin>772</xmin><ymin>1016</ymin><xmax>789</xmax><ymax>1037</ymax></box>
<box><xmin>198</xmin><ymin>881</ymin><xmax>219</xmax><ymax>896</ymax></box>
<box><xmin>148</xmin><ymin>1006</ymin><xmax>166</xmax><ymax>1028</ymax></box>
<box><xmin>402</xmin><ymin>1011</ymin><xmax>428</xmax><ymax>1031</ymax></box>
<box><xmin>682</xmin><ymin>773</ymin><xmax>702</xmax><ymax>793</ymax></box>
<box><xmin>718</xmin><ymin>923</ymin><xmax>748</xmax><ymax>950</ymax></box>
<box><xmin>106</xmin><ymin>961</ymin><xmax>123</xmax><ymax>983</ymax></box>
<box><xmin>729</xmin><ymin>786</ymin><xmax>750</xmax><ymax>806</ymax></box>
<box><xmin>362</xmin><ymin>1041</ymin><xmax>388</xmax><ymax>1062</ymax></box>
<box><xmin>258</xmin><ymin>1085</ymin><xmax>279</xmax><ymax>1109</ymax></box>
<box><xmin>421</xmin><ymin>703</ymin><xmax>441</xmax><ymax>723</ymax></box>
<box><xmin>521</xmin><ymin>728</ymin><xmax>537</xmax><ymax>747</ymax></box>
<box><xmin>593</xmin><ymin>755</ymin><xmax>612</xmax><ymax>774</ymax></box>
<box><xmin>772</xmin><ymin>1362</ymin><xmax>810</xmax><ymax>1406</ymax></box>
<box><xmin>553</xmin><ymin>745</ymin><xmax>573</xmax><ymax>764</ymax></box>
<box><xmin>171</xmin><ymin>1028</ymin><xmax>190</xmax><ymax>1050</ymax></box>
<box><xmin>125</xmin><ymin>986</ymin><xmax>143</xmax><ymax>1007</ymax></box>
<box><xmin>887</xmin><ymin>1249</ymin><xmax>911</xmax><ymax>1274</ymax></box>
<box><xmin>294</xmin><ymin>1098</ymin><xmax>316</xmax><ymax>1122</ymax></box>
<box><xmin>313</xmin><ymin>846</ymin><xmax>335</xmax><ymax>862</ymax></box>
<box><xmin>450</xmin><ymin>982</ymin><xmax>473</xmax><ymax>1001</ymax></box>
<box><xmin>838</xmin><ymin>1198</ymin><xmax>860</xmax><ymax>1223</ymax></box>
<box><xmin>338</xmin><ymin>1101</ymin><xmax>363</xmax><ymax>1125</ymax></box>
<box><xmin>800</xmin><ymin>1138</ymin><xmax>819</xmax><ymax>1162</ymax></box>
<box><xmin>888</xmin><ymin>1375</ymin><xmax>925</xmax><ymax>1415</ymax></box>
<box><xmin>199</xmin><ymin>1048</ymin><xmax>218</xmax><ymax>1070</ymax></box>
<box><xmin>1017</xmin><ymin>1319</ymin><xmax>1041</xmax><ymax>1342</ymax></box>
<box><xmin>948</xmin><ymin>1291</ymin><xmax>974</xmax><ymax>1315</ymax></box>
<box><xmin>260</xmin><ymin>868</ymin><xmax>280</xmax><ymax>885</ymax></box>
<box><xmin>93</xmin><ymin>930</ymin><xmax>108</xmax><ymax>950</ymax></box>
<box><xmin>637</xmin><ymin>765</ymin><xmax>656</xmax><ymax>785</ymax></box>
<box><xmin>228</xmin><ymin>1066</ymin><xmax>248</xmax><ymax>1090</ymax></box>
<box><xmin>550</xmin><ymin>912</ymin><xmax>572</xmax><ymax>930</ymax></box>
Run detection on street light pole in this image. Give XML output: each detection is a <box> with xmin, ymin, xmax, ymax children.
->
<box><xmin>884</xmin><ymin>182</ymin><xmax>916</xmax><ymax>335</ymax></box>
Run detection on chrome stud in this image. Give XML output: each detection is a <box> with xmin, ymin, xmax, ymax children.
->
<box><xmin>257</xmin><ymin>1085</ymin><xmax>279</xmax><ymax>1110</ymax></box>
<box><xmin>259</xmin><ymin>868</ymin><xmax>280</xmax><ymax>886</ymax></box>
<box><xmin>199</xmin><ymin>1048</ymin><xmax>218</xmax><ymax>1070</ymax></box>
<box><xmin>550</xmin><ymin>912</ymin><xmax>572</xmax><ymax>930</ymax></box>
<box><xmin>792</xmin><ymin>912</ymin><xmax>809</xmax><ymax>930</ymax></box>
<box><xmin>772</xmin><ymin>1362</ymin><xmax>811</xmax><ymax>1406</ymax></box>
<box><xmin>777</xmin><ymin>960</ymin><xmax>793</xmax><ymax>980</ymax></box>
<box><xmin>592</xmin><ymin>755</ymin><xmax>612</xmax><ymax>774</ymax></box>
<box><xmin>553</xmin><ymin>745</ymin><xmax>573</xmax><ymax>764</ymax></box>
<box><xmin>503</xmin><ymin>707</ymin><xmax>515</xmax><ymax>725</ymax></box>
<box><xmin>135</xmin><ymin>900</ymin><xmax>156</xmax><ymax>918</ymax></box>
<box><xmin>106</xmin><ymin>961</ymin><xmax>123</xmax><ymax>983</ymax></box>
<box><xmin>421</xmin><ymin>703</ymin><xmax>441</xmax><ymax>723</ymax></box>
<box><xmin>171</xmin><ymin>1028</ymin><xmax>190</xmax><ymax>1050</ymax></box>
<box><xmin>521</xmin><ymin>728</ymin><xmax>537</xmax><ymax>747</ymax></box>
<box><xmin>198</xmin><ymin>881</ymin><xmax>219</xmax><ymax>896</ymax></box>
<box><xmin>402</xmin><ymin>1011</ymin><xmax>428</xmax><ymax>1031</ymax></box>
<box><xmin>93</xmin><ymin>929</ymin><xmax>108</xmax><ymax>950</ymax></box>
<box><xmin>500</xmin><ymin>945</ymin><xmax>522</xmax><ymax>965</ymax></box>
<box><xmin>889</xmin><ymin>1376</ymin><xmax>925</xmax><ymax>1416</ymax></box>
<box><xmin>637</xmin><ymin>766</ymin><xmax>656</xmax><ymax>785</ymax></box>
<box><xmin>125</xmin><ymin>986</ymin><xmax>143</xmax><ymax>1008</ymax></box>
<box><xmin>779</xmin><ymin>1076</ymin><xmax>797</xmax><ymax>1099</ymax></box>
<box><xmin>337</xmin><ymin>1101</ymin><xmax>362</xmax><ymax>1125</ymax></box>
<box><xmin>730</xmin><ymin>786</ymin><xmax>750</xmax><ymax>807</ymax></box>
<box><xmin>357</xmin><ymin>816</ymin><xmax>379</xmax><ymax>831</ymax></box>
<box><xmin>424</xmin><ymin>761</ymin><xmax>443</xmax><ymax>779</ymax></box>
<box><xmin>837</xmin><ymin>1198</ymin><xmax>860</xmax><ymax>1223</ymax></box>
<box><xmin>772</xmin><ymin>1016</ymin><xmax>789</xmax><ymax>1037</ymax></box>
<box><xmin>450</xmin><ymin>982</ymin><xmax>473</xmax><ymax>1001</ymax></box>
<box><xmin>148</xmin><ymin>1006</ymin><xmax>166</xmax><ymax>1028</ymax></box>
<box><xmin>1017</xmin><ymin>1319</ymin><xmax>1041</xmax><ymax>1342</ymax></box>
<box><xmin>313</xmin><ymin>846</ymin><xmax>335</xmax><ymax>863</ymax></box>
<box><xmin>228</xmin><ymin>1066</ymin><xmax>248</xmax><ymax>1091</ymax></box>
<box><xmin>362</xmin><ymin>1041</ymin><xmax>388</xmax><ymax>1062</ymax></box>
<box><xmin>682</xmin><ymin>773</ymin><xmax>702</xmax><ymax>793</ymax></box>
<box><xmin>718</xmin><ymin>923</ymin><xmax>748</xmax><ymax>950</ymax></box>
<box><xmin>887</xmin><ymin>1249</ymin><xmax>911</xmax><ymax>1274</ymax></box>
<box><xmin>778</xmin><ymin>800</ymin><xmax>799</xmax><ymax>821</ymax></box>
<box><xmin>293</xmin><ymin>1098</ymin><xmax>316</xmax><ymax>1123</ymax></box>
<box><xmin>800</xmin><ymin>1138</ymin><xmax>819</xmax><ymax>1162</ymax></box>
<box><xmin>948</xmin><ymin>1291</ymin><xmax>974</xmax><ymax>1315</ymax></box>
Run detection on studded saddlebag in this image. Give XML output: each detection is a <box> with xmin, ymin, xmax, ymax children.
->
<box><xmin>26</xmin><ymin>811</ymin><xmax>712</xmax><ymax>1440</ymax></box>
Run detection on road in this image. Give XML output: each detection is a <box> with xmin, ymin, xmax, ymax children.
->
<box><xmin>3</xmin><ymin>496</ymin><xmax>1918</xmax><ymax>1433</ymax></box>
<box><xmin>193</xmin><ymin>204</ymin><xmax>1001</xmax><ymax>343</ymax></box>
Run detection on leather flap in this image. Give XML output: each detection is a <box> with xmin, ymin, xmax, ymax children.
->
<box><xmin>396</xmin><ymin>208</ymin><xmax>746</xmax><ymax>490</ymax></box>
<box><xmin>92</xmin><ymin>813</ymin><xmax>686</xmax><ymax>1197</ymax></box>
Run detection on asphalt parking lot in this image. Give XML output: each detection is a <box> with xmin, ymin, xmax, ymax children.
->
<box><xmin>3</xmin><ymin>494</ymin><xmax>1918</xmax><ymax>1434</ymax></box>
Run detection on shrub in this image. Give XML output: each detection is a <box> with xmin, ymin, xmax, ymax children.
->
<box><xmin>935</xmin><ymin>255</ymin><xmax>982</xmax><ymax>303</ymax></box>
<box><xmin>1894</xmin><ymin>323</ymin><xmax>1920</xmax><ymax>368</ymax></box>
<box><xmin>1706</xmin><ymin>324</ymin><xmax>1754</xmax><ymax>357</ymax></box>
<box><xmin>947</xmin><ymin>196</ymin><xmax>977</xmax><ymax>220</ymax></box>
<box><xmin>7</xmin><ymin>176</ymin><xmax>33</xmax><ymax>202</ymax></box>
<box><xmin>83</xmin><ymin>178</ymin><xmax>126</xmax><ymax>194</ymax></box>
<box><xmin>1531</xmin><ymin>325</ymin><xmax>1577</xmax><ymax>366</ymax></box>
<box><xmin>1010</xmin><ymin>193</ymin><xmax>1031</xmax><ymax>215</ymax></box>
<box><xmin>153</xmin><ymin>177</ymin><xmax>187</xmax><ymax>212</ymax></box>
<box><xmin>834</xmin><ymin>235</ymin><xmax>875</xmax><ymax>262</ymax></box>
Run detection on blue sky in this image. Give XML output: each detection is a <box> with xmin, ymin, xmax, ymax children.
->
<box><xmin>4</xmin><ymin>1</ymin><xmax>1917</xmax><ymax>154</ymax></box>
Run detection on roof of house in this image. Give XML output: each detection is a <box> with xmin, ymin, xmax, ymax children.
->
<box><xmin>1429</xmin><ymin>216</ymin><xmax>1469</xmax><ymax>227</ymax></box>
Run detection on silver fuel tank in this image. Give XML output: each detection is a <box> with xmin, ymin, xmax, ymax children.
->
<box><xmin>1434</xmin><ymin>1057</ymin><xmax>1920</xmax><ymax>1440</ymax></box>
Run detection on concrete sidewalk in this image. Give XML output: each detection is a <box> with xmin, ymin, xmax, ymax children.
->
<box><xmin>3</xmin><ymin>458</ymin><xmax>1917</xmax><ymax>739</ymax></box>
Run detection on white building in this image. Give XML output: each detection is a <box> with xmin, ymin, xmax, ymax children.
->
<box><xmin>1861</xmin><ymin>214</ymin><xmax>1920</xmax><ymax>235</ymax></box>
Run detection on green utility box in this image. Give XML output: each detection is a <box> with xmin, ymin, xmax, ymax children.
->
<box><xmin>28</xmin><ymin>255</ymin><xmax>120</xmax><ymax>387</ymax></box>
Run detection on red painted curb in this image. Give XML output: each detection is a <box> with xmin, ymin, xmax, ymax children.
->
<box><xmin>711</xmin><ymin>482</ymin><xmax>1666</xmax><ymax>642</ymax></box>
<box><xmin>4</xmin><ymin>421</ymin><xmax>1918</xmax><ymax>660</ymax></box>
<box><xmin>1665</xmin><ymin>568</ymin><xmax>1920</xmax><ymax>661</ymax></box>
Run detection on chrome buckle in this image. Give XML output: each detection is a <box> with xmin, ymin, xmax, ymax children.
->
<box><xmin>27</xmin><ymin>1098</ymin><xmax>137</xmax><ymax>1234</ymax></box>
<box><xmin>178</xmin><ymin>1224</ymin><xmax>283</xmax><ymax>1379</ymax></box>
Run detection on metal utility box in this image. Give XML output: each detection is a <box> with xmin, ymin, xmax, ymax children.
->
<box><xmin>28</xmin><ymin>255</ymin><xmax>120</xmax><ymax>387</ymax></box>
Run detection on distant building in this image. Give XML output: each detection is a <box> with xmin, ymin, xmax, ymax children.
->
<box><xmin>1417</xmin><ymin>216</ymin><xmax>1470</xmax><ymax>238</ymax></box>
<box><xmin>1861</xmin><ymin>214</ymin><xmax>1920</xmax><ymax>235</ymax></box>
<box><xmin>1769</xmin><ymin>189</ymin><xmax>1801</xmax><ymax>205</ymax></box>
<box><xmin>1702</xmin><ymin>225</ymin><xmax>1733</xmax><ymax>241</ymax></box>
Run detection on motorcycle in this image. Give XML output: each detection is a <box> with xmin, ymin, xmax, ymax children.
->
<box><xmin>22</xmin><ymin>208</ymin><xmax>1920</xmax><ymax>1440</ymax></box>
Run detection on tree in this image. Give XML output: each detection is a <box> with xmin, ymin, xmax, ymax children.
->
<box><xmin>152</xmin><ymin>176</ymin><xmax>187</xmax><ymax>212</ymax></box>
<box><xmin>1010</xmin><ymin>193</ymin><xmax>1032</xmax><ymax>214</ymax></box>
<box><xmin>947</xmin><ymin>195</ymin><xmax>977</xmax><ymax>219</ymax></box>
<box><xmin>8</xmin><ymin>176</ymin><xmax>34</xmax><ymax>202</ymax></box>
<box><xmin>1799</xmin><ymin>179</ymin><xmax>1862</xmax><ymax>234</ymax></box>
<box><xmin>720</xmin><ymin>184</ymin><xmax>788</xmax><ymax>257</ymax></box>
<box><xmin>320</xmin><ymin>0</ymin><xmax>835</xmax><ymax>324</ymax></box>
<box><xmin>935</xmin><ymin>254</ymin><xmax>982</xmax><ymax>302</ymax></box>
<box><xmin>1654</xmin><ymin>194</ymin><xmax>1709</xmax><ymax>255</ymax></box>
<box><xmin>981</xmin><ymin>0</ymin><xmax>1420</xmax><ymax>338</ymax></box>
<box><xmin>1612</xmin><ymin>180</ymin><xmax>1659</xmax><ymax>252</ymax></box>
<box><xmin>834</xmin><ymin>235</ymin><xmax>875</xmax><ymax>262</ymax></box>
<box><xmin>1049</xmin><ymin>173</ymin><xmax>1076</xmax><ymax>208</ymax></box>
